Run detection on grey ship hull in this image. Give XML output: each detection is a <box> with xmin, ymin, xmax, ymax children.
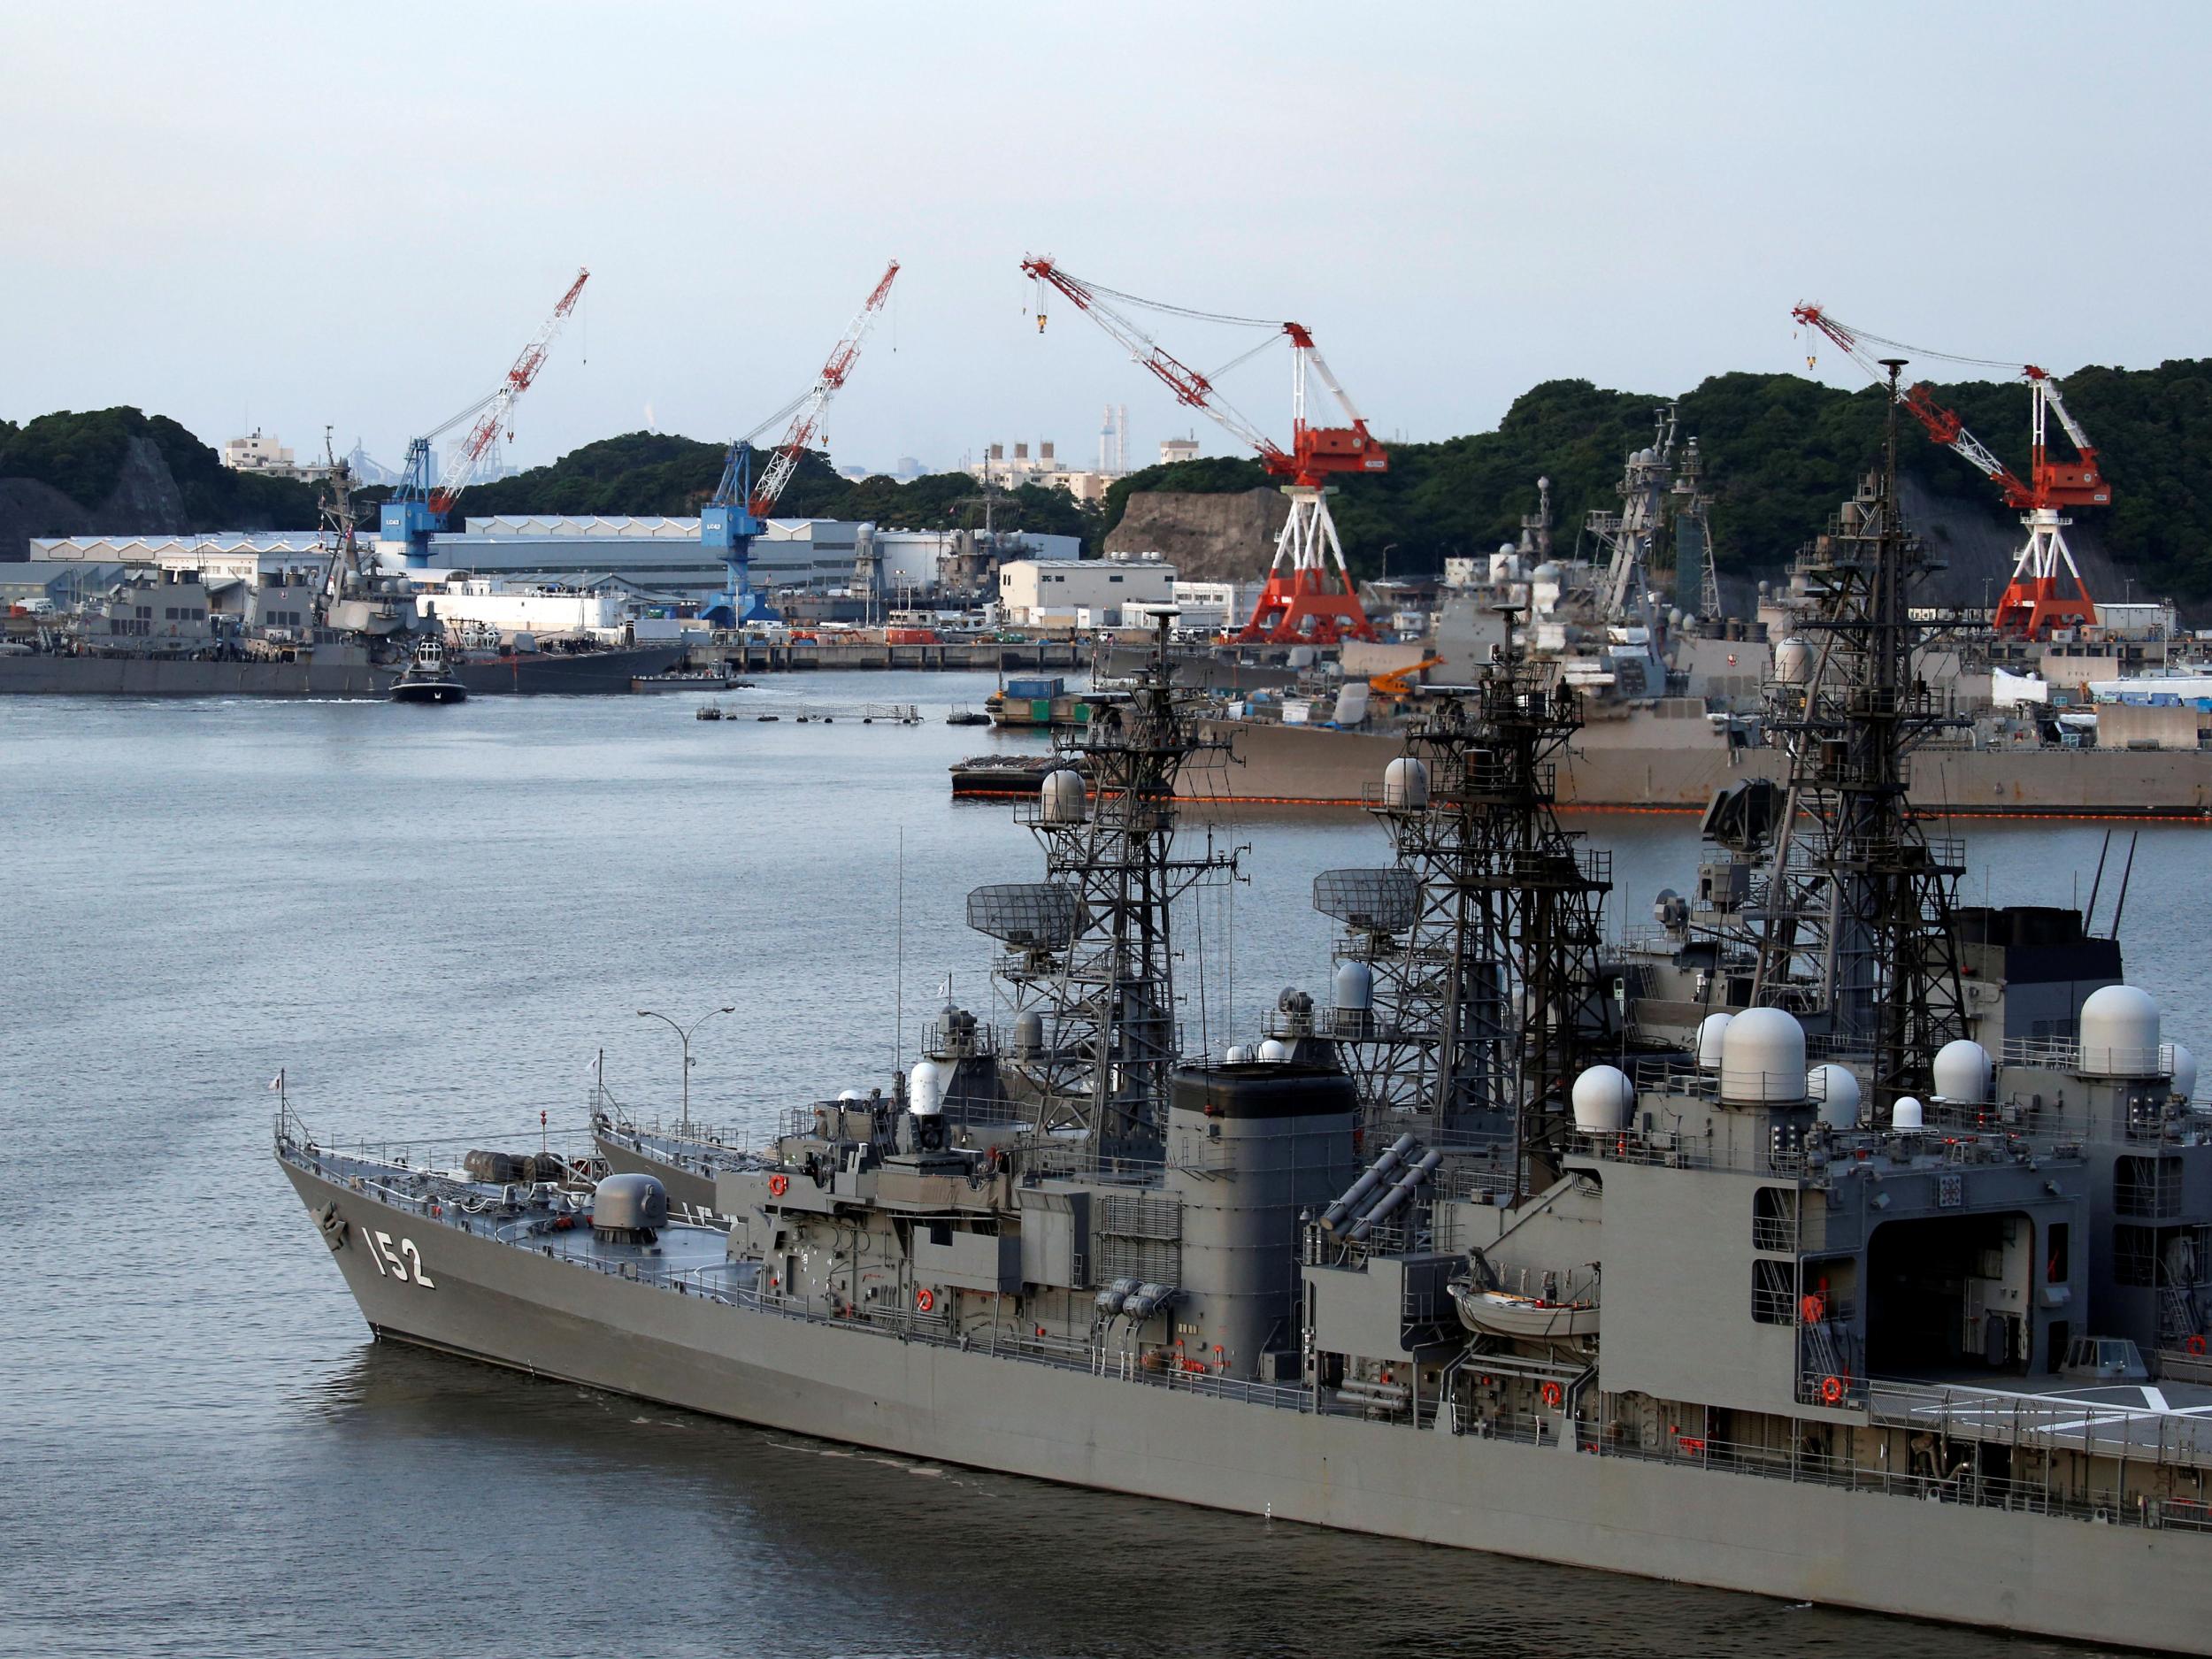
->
<box><xmin>1196</xmin><ymin>717</ymin><xmax>2212</xmax><ymax>817</ymax></box>
<box><xmin>0</xmin><ymin>643</ymin><xmax>682</xmax><ymax>697</ymax></box>
<box><xmin>282</xmin><ymin>1157</ymin><xmax>2212</xmax><ymax>1653</ymax></box>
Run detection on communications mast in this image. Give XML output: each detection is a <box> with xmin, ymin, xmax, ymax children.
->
<box><xmin>1021</xmin><ymin>257</ymin><xmax>1385</xmax><ymax>643</ymax></box>
<box><xmin>381</xmin><ymin>269</ymin><xmax>591</xmax><ymax>568</ymax></box>
<box><xmin>702</xmin><ymin>261</ymin><xmax>900</xmax><ymax>627</ymax></box>
<box><xmin>1793</xmin><ymin>306</ymin><xmax>2110</xmax><ymax>634</ymax></box>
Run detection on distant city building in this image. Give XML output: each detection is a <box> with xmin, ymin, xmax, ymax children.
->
<box><xmin>1169</xmin><ymin>578</ymin><xmax>1261</xmax><ymax>631</ymax></box>
<box><xmin>219</xmin><ymin>429</ymin><xmax>334</xmax><ymax>481</ymax></box>
<box><xmin>968</xmin><ymin>437</ymin><xmax>1125</xmax><ymax>506</ymax></box>
<box><xmin>1157</xmin><ymin>434</ymin><xmax>1201</xmax><ymax>468</ymax></box>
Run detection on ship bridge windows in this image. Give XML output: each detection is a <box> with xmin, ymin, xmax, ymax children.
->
<box><xmin>1867</xmin><ymin>1212</ymin><xmax>2034</xmax><ymax>1377</ymax></box>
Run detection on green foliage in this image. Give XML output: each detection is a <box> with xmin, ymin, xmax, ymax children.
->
<box><xmin>0</xmin><ymin>406</ymin><xmax>321</xmax><ymax>527</ymax></box>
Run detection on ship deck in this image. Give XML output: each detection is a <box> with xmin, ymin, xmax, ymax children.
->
<box><xmin>1868</xmin><ymin>1370</ymin><xmax>2212</xmax><ymax>1464</ymax></box>
<box><xmin>297</xmin><ymin>1143</ymin><xmax>740</xmax><ymax>1282</ymax></box>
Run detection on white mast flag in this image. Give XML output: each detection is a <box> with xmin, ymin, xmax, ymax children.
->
<box><xmin>268</xmin><ymin>1070</ymin><xmax>285</xmax><ymax>1092</ymax></box>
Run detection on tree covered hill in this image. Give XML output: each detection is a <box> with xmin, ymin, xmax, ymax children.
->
<box><xmin>8</xmin><ymin>361</ymin><xmax>2208</xmax><ymax>599</ymax></box>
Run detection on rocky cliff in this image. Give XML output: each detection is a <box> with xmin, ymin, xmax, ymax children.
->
<box><xmin>1102</xmin><ymin>488</ymin><xmax>1290</xmax><ymax>581</ymax></box>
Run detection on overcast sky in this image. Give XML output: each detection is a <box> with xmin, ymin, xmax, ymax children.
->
<box><xmin>5</xmin><ymin>1</ymin><xmax>2207</xmax><ymax>480</ymax></box>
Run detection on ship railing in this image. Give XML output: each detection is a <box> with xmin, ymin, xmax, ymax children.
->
<box><xmin>2000</xmin><ymin>1034</ymin><xmax>2178</xmax><ymax>1080</ymax></box>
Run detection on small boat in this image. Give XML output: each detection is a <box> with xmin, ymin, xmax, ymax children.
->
<box><xmin>947</xmin><ymin>705</ymin><xmax>991</xmax><ymax>726</ymax></box>
<box><xmin>1448</xmin><ymin>1280</ymin><xmax>1599</xmax><ymax>1341</ymax></box>
<box><xmin>634</xmin><ymin>671</ymin><xmax>733</xmax><ymax>693</ymax></box>
<box><xmin>695</xmin><ymin>702</ymin><xmax>725</xmax><ymax>722</ymax></box>
<box><xmin>389</xmin><ymin>634</ymin><xmax>468</xmax><ymax>704</ymax></box>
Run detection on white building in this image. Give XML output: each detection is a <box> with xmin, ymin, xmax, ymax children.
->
<box><xmin>1169</xmin><ymin>578</ymin><xmax>1261</xmax><ymax>632</ymax></box>
<box><xmin>998</xmin><ymin>552</ymin><xmax>1175</xmax><ymax>626</ymax></box>
<box><xmin>969</xmin><ymin>440</ymin><xmax>1125</xmax><ymax>505</ymax></box>
<box><xmin>1158</xmin><ymin>435</ymin><xmax>1201</xmax><ymax>467</ymax></box>
<box><xmin>220</xmin><ymin>429</ymin><xmax>334</xmax><ymax>481</ymax></box>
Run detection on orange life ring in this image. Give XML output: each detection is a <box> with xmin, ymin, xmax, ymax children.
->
<box><xmin>2188</xmin><ymin>1334</ymin><xmax>2208</xmax><ymax>1356</ymax></box>
<box><xmin>767</xmin><ymin>1172</ymin><xmax>789</xmax><ymax>1197</ymax></box>
<box><xmin>915</xmin><ymin>1286</ymin><xmax>935</xmax><ymax>1314</ymax></box>
<box><xmin>1819</xmin><ymin>1374</ymin><xmax>1846</xmax><ymax>1405</ymax></box>
<box><xmin>1540</xmin><ymin>1381</ymin><xmax>1564</xmax><ymax>1409</ymax></box>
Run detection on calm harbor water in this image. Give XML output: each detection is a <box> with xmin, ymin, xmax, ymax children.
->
<box><xmin>3</xmin><ymin>672</ymin><xmax>2198</xmax><ymax>1657</ymax></box>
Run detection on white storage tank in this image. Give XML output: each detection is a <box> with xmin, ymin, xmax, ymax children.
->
<box><xmin>1719</xmin><ymin>1007</ymin><xmax>1807</xmax><ymax>1102</ymax></box>
<box><xmin>1809</xmin><ymin>1064</ymin><xmax>1862</xmax><ymax>1131</ymax></box>
<box><xmin>1333</xmin><ymin>960</ymin><xmax>1374</xmax><ymax>1012</ymax></box>
<box><xmin>1039</xmin><ymin>767</ymin><xmax>1087</xmax><ymax>824</ymax></box>
<box><xmin>1774</xmin><ymin>637</ymin><xmax>1814</xmax><ymax>686</ymax></box>
<box><xmin>2078</xmin><ymin>984</ymin><xmax>2162</xmax><ymax>1076</ymax></box>
<box><xmin>907</xmin><ymin>1059</ymin><xmax>943</xmax><ymax>1117</ymax></box>
<box><xmin>1932</xmin><ymin>1039</ymin><xmax>1993</xmax><ymax>1103</ymax></box>
<box><xmin>1694</xmin><ymin>1010</ymin><xmax>1734</xmax><ymax>1071</ymax></box>
<box><xmin>1891</xmin><ymin>1095</ymin><xmax>1925</xmax><ymax>1132</ymax></box>
<box><xmin>1571</xmin><ymin>1064</ymin><xmax>1635</xmax><ymax>1134</ymax></box>
<box><xmin>1382</xmin><ymin>757</ymin><xmax>1430</xmax><ymax>809</ymax></box>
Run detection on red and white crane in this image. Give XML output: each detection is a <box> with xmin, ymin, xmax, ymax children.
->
<box><xmin>1793</xmin><ymin>305</ymin><xmax>2110</xmax><ymax>634</ymax></box>
<box><xmin>1022</xmin><ymin>257</ymin><xmax>1386</xmax><ymax>643</ymax></box>
<box><xmin>384</xmin><ymin>268</ymin><xmax>591</xmax><ymax>565</ymax></box>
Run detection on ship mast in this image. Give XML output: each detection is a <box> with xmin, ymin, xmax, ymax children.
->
<box><xmin>967</xmin><ymin>609</ymin><xmax>1234</xmax><ymax>1159</ymax></box>
<box><xmin>1753</xmin><ymin>359</ymin><xmax>1970</xmax><ymax>1110</ymax></box>
<box><xmin>1323</xmin><ymin>624</ymin><xmax>1611</xmax><ymax>1190</ymax></box>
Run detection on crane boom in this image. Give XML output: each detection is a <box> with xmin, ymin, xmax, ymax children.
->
<box><xmin>747</xmin><ymin>260</ymin><xmax>901</xmax><ymax>514</ymax></box>
<box><xmin>1021</xmin><ymin>257</ymin><xmax>1285</xmax><ymax>463</ymax></box>
<box><xmin>427</xmin><ymin>269</ymin><xmax>590</xmax><ymax>514</ymax></box>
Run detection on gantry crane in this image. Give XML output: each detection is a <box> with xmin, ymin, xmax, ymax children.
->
<box><xmin>380</xmin><ymin>269</ymin><xmax>591</xmax><ymax>568</ymax></box>
<box><xmin>1793</xmin><ymin>305</ymin><xmax>2111</xmax><ymax>634</ymax></box>
<box><xmin>701</xmin><ymin>261</ymin><xmax>901</xmax><ymax>628</ymax></box>
<box><xmin>1021</xmin><ymin>257</ymin><xmax>1385</xmax><ymax>643</ymax></box>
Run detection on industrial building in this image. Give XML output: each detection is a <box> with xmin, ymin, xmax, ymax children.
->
<box><xmin>996</xmin><ymin>551</ymin><xmax>1175</xmax><ymax>626</ymax></box>
<box><xmin>30</xmin><ymin>518</ymin><xmax>1080</xmax><ymax>611</ymax></box>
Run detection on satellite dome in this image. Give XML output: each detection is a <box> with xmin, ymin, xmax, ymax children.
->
<box><xmin>1809</xmin><ymin>1064</ymin><xmax>1862</xmax><ymax>1131</ymax></box>
<box><xmin>2174</xmin><ymin>1042</ymin><xmax>2199</xmax><ymax>1104</ymax></box>
<box><xmin>1932</xmin><ymin>1039</ymin><xmax>1993</xmax><ymax>1103</ymax></box>
<box><xmin>1333</xmin><ymin>960</ymin><xmax>1374</xmax><ymax>1012</ymax></box>
<box><xmin>1382</xmin><ymin>757</ymin><xmax>1430</xmax><ymax>809</ymax></box>
<box><xmin>591</xmin><ymin>1172</ymin><xmax>668</xmax><ymax>1234</ymax></box>
<box><xmin>1040</xmin><ymin>767</ymin><xmax>1087</xmax><ymax>825</ymax></box>
<box><xmin>1694</xmin><ymin>1010</ymin><xmax>1734</xmax><ymax>1070</ymax></box>
<box><xmin>1891</xmin><ymin>1095</ymin><xmax>1925</xmax><ymax>1132</ymax></box>
<box><xmin>1224</xmin><ymin>1045</ymin><xmax>1250</xmax><ymax>1064</ymax></box>
<box><xmin>1257</xmin><ymin>1039</ymin><xmax>1292</xmax><ymax>1063</ymax></box>
<box><xmin>1533</xmin><ymin>561</ymin><xmax>1563</xmax><ymax>582</ymax></box>
<box><xmin>1636</xmin><ymin>447</ymin><xmax>1656</xmax><ymax>464</ymax></box>
<box><xmin>2080</xmin><ymin>984</ymin><xmax>2162</xmax><ymax>1076</ymax></box>
<box><xmin>1719</xmin><ymin>1007</ymin><xmax>1808</xmax><ymax>1102</ymax></box>
<box><xmin>907</xmin><ymin>1059</ymin><xmax>944</xmax><ymax>1117</ymax></box>
<box><xmin>1571</xmin><ymin>1064</ymin><xmax>1635</xmax><ymax>1133</ymax></box>
<box><xmin>1774</xmin><ymin>637</ymin><xmax>1814</xmax><ymax>686</ymax></box>
<box><xmin>1011</xmin><ymin>1009</ymin><xmax>1044</xmax><ymax>1055</ymax></box>
<box><xmin>837</xmin><ymin>1087</ymin><xmax>864</xmax><ymax>1102</ymax></box>
<box><xmin>1498</xmin><ymin>541</ymin><xmax>1517</xmax><ymax>557</ymax></box>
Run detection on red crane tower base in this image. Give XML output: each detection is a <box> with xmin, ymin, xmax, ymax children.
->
<box><xmin>1240</xmin><ymin>569</ymin><xmax>1375</xmax><ymax>644</ymax></box>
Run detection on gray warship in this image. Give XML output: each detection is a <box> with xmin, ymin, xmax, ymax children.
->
<box><xmin>280</xmin><ymin>399</ymin><xmax>2212</xmax><ymax>1648</ymax></box>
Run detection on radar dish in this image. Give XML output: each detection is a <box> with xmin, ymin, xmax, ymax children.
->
<box><xmin>1312</xmin><ymin>868</ymin><xmax>1420</xmax><ymax>933</ymax></box>
<box><xmin>966</xmin><ymin>882</ymin><xmax>1079</xmax><ymax>949</ymax></box>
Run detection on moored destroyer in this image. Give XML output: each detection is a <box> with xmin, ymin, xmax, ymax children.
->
<box><xmin>283</xmin><ymin>583</ymin><xmax>2212</xmax><ymax>1650</ymax></box>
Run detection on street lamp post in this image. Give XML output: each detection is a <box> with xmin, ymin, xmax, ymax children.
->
<box><xmin>637</xmin><ymin>1005</ymin><xmax>735</xmax><ymax>1136</ymax></box>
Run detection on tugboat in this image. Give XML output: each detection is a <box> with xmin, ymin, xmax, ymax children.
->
<box><xmin>388</xmin><ymin>634</ymin><xmax>468</xmax><ymax>703</ymax></box>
